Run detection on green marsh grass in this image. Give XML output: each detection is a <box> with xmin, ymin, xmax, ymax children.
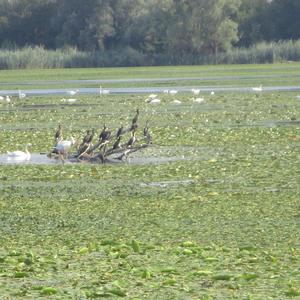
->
<box><xmin>1</xmin><ymin>63</ymin><xmax>300</xmax><ymax>91</ymax></box>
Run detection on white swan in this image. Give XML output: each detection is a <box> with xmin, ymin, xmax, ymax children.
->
<box><xmin>60</xmin><ymin>98</ymin><xmax>77</xmax><ymax>103</ymax></box>
<box><xmin>172</xmin><ymin>99</ymin><xmax>182</xmax><ymax>105</ymax></box>
<box><xmin>191</xmin><ymin>88</ymin><xmax>200</xmax><ymax>95</ymax></box>
<box><xmin>148</xmin><ymin>94</ymin><xmax>157</xmax><ymax>99</ymax></box>
<box><xmin>99</xmin><ymin>86</ymin><xmax>110</xmax><ymax>95</ymax></box>
<box><xmin>169</xmin><ymin>90</ymin><xmax>178</xmax><ymax>95</ymax></box>
<box><xmin>149</xmin><ymin>98</ymin><xmax>161</xmax><ymax>104</ymax></box>
<box><xmin>193</xmin><ymin>97</ymin><xmax>205</xmax><ymax>103</ymax></box>
<box><xmin>18</xmin><ymin>90</ymin><xmax>26</xmax><ymax>99</ymax></box>
<box><xmin>67</xmin><ymin>89</ymin><xmax>79</xmax><ymax>96</ymax></box>
<box><xmin>252</xmin><ymin>85</ymin><xmax>263</xmax><ymax>92</ymax></box>
<box><xmin>7</xmin><ymin>143</ymin><xmax>32</xmax><ymax>160</ymax></box>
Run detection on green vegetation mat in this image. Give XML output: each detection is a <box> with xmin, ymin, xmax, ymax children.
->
<box><xmin>0</xmin><ymin>70</ymin><xmax>299</xmax><ymax>299</ymax></box>
<box><xmin>1</xmin><ymin>63</ymin><xmax>300</xmax><ymax>90</ymax></box>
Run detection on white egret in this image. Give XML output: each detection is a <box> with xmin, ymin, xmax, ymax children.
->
<box><xmin>54</xmin><ymin>137</ymin><xmax>76</xmax><ymax>154</ymax></box>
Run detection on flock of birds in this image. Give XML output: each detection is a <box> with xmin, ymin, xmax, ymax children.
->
<box><xmin>144</xmin><ymin>88</ymin><xmax>214</xmax><ymax>105</ymax></box>
<box><xmin>2</xmin><ymin>83</ymin><xmax>273</xmax><ymax>163</ymax></box>
<box><xmin>6</xmin><ymin>108</ymin><xmax>150</xmax><ymax>163</ymax></box>
<box><xmin>49</xmin><ymin>108</ymin><xmax>151</xmax><ymax>162</ymax></box>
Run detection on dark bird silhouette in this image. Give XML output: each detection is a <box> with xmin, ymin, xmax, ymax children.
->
<box><xmin>143</xmin><ymin>120</ymin><xmax>149</xmax><ymax>137</ymax></box>
<box><xmin>82</xmin><ymin>130</ymin><xmax>91</xmax><ymax>144</ymax></box>
<box><xmin>54</xmin><ymin>124</ymin><xmax>63</xmax><ymax>143</ymax></box>
<box><xmin>113</xmin><ymin>136</ymin><xmax>122</xmax><ymax>150</ymax></box>
<box><xmin>132</xmin><ymin>109</ymin><xmax>139</xmax><ymax>125</ymax></box>
<box><xmin>126</xmin><ymin>131</ymin><xmax>136</xmax><ymax>148</ymax></box>
<box><xmin>130</xmin><ymin>122</ymin><xmax>138</xmax><ymax>132</ymax></box>
<box><xmin>99</xmin><ymin>124</ymin><xmax>111</xmax><ymax>142</ymax></box>
<box><xmin>116</xmin><ymin>125</ymin><xmax>124</xmax><ymax>138</ymax></box>
<box><xmin>85</xmin><ymin>129</ymin><xmax>95</xmax><ymax>144</ymax></box>
<box><xmin>143</xmin><ymin>120</ymin><xmax>152</xmax><ymax>143</ymax></box>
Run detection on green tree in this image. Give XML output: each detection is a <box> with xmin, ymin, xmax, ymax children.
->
<box><xmin>236</xmin><ymin>0</ymin><xmax>270</xmax><ymax>46</ymax></box>
<box><xmin>262</xmin><ymin>0</ymin><xmax>300</xmax><ymax>41</ymax></box>
<box><xmin>165</xmin><ymin>0</ymin><xmax>241</xmax><ymax>56</ymax></box>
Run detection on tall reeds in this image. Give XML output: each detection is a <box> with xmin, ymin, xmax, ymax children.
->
<box><xmin>0</xmin><ymin>40</ymin><xmax>300</xmax><ymax>69</ymax></box>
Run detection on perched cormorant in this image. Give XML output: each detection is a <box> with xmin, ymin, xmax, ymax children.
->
<box><xmin>99</xmin><ymin>124</ymin><xmax>111</xmax><ymax>142</ymax></box>
<box><xmin>116</xmin><ymin>125</ymin><xmax>124</xmax><ymax>138</ymax></box>
<box><xmin>130</xmin><ymin>122</ymin><xmax>138</xmax><ymax>132</ymax></box>
<box><xmin>132</xmin><ymin>109</ymin><xmax>139</xmax><ymax>125</ymax></box>
<box><xmin>143</xmin><ymin>120</ymin><xmax>152</xmax><ymax>144</ymax></box>
<box><xmin>143</xmin><ymin>120</ymin><xmax>149</xmax><ymax>137</ymax></box>
<box><xmin>126</xmin><ymin>131</ymin><xmax>136</xmax><ymax>148</ymax></box>
<box><xmin>113</xmin><ymin>136</ymin><xmax>122</xmax><ymax>150</ymax></box>
<box><xmin>54</xmin><ymin>124</ymin><xmax>63</xmax><ymax>143</ymax></box>
<box><xmin>84</xmin><ymin>129</ymin><xmax>95</xmax><ymax>144</ymax></box>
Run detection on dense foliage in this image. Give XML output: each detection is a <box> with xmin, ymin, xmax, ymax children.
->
<box><xmin>0</xmin><ymin>0</ymin><xmax>299</xmax><ymax>62</ymax></box>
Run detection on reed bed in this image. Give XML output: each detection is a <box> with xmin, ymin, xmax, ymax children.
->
<box><xmin>0</xmin><ymin>40</ymin><xmax>300</xmax><ymax>69</ymax></box>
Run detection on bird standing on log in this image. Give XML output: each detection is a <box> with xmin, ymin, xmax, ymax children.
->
<box><xmin>54</xmin><ymin>124</ymin><xmax>63</xmax><ymax>144</ymax></box>
<box><xmin>132</xmin><ymin>109</ymin><xmax>139</xmax><ymax>125</ymax></box>
<box><xmin>116</xmin><ymin>125</ymin><xmax>124</xmax><ymax>138</ymax></box>
<box><xmin>113</xmin><ymin>136</ymin><xmax>122</xmax><ymax>150</ymax></box>
<box><xmin>126</xmin><ymin>131</ymin><xmax>136</xmax><ymax>148</ymax></box>
<box><xmin>99</xmin><ymin>124</ymin><xmax>111</xmax><ymax>143</ymax></box>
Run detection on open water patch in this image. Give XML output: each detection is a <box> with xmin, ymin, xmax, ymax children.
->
<box><xmin>0</xmin><ymin>153</ymin><xmax>187</xmax><ymax>166</ymax></box>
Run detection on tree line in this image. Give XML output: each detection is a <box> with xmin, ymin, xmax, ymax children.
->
<box><xmin>0</xmin><ymin>0</ymin><xmax>299</xmax><ymax>66</ymax></box>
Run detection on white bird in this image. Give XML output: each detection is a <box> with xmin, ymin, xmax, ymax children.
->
<box><xmin>252</xmin><ymin>85</ymin><xmax>263</xmax><ymax>92</ymax></box>
<box><xmin>99</xmin><ymin>86</ymin><xmax>110</xmax><ymax>95</ymax></box>
<box><xmin>193</xmin><ymin>97</ymin><xmax>205</xmax><ymax>103</ymax></box>
<box><xmin>54</xmin><ymin>137</ymin><xmax>76</xmax><ymax>154</ymax></box>
<box><xmin>60</xmin><ymin>98</ymin><xmax>77</xmax><ymax>103</ymax></box>
<box><xmin>210</xmin><ymin>90</ymin><xmax>215</xmax><ymax>96</ymax></box>
<box><xmin>148</xmin><ymin>94</ymin><xmax>157</xmax><ymax>99</ymax></box>
<box><xmin>18</xmin><ymin>90</ymin><xmax>26</xmax><ymax>99</ymax></box>
<box><xmin>0</xmin><ymin>96</ymin><xmax>4</xmax><ymax>101</ymax></box>
<box><xmin>191</xmin><ymin>89</ymin><xmax>200</xmax><ymax>95</ymax></box>
<box><xmin>5</xmin><ymin>95</ymin><xmax>11</xmax><ymax>103</ymax></box>
<box><xmin>169</xmin><ymin>90</ymin><xmax>178</xmax><ymax>95</ymax></box>
<box><xmin>67</xmin><ymin>89</ymin><xmax>79</xmax><ymax>96</ymax></box>
<box><xmin>149</xmin><ymin>98</ymin><xmax>161</xmax><ymax>104</ymax></box>
<box><xmin>172</xmin><ymin>99</ymin><xmax>182</xmax><ymax>105</ymax></box>
<box><xmin>7</xmin><ymin>143</ymin><xmax>32</xmax><ymax>160</ymax></box>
